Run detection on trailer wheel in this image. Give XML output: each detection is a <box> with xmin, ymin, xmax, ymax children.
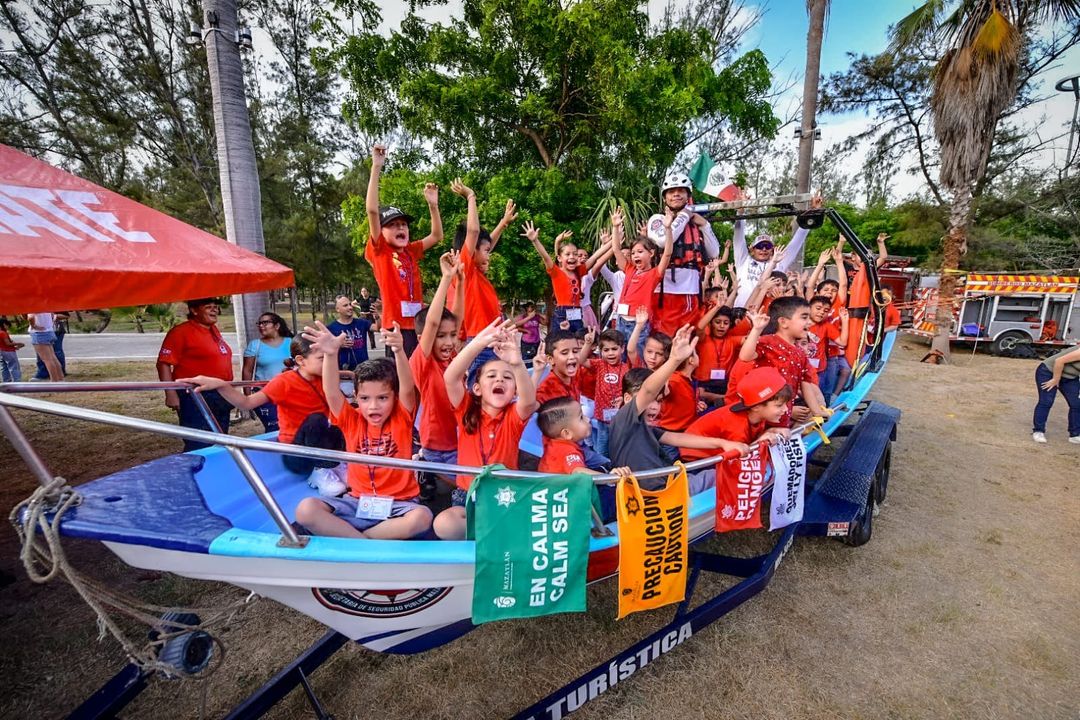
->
<box><xmin>844</xmin><ymin>478</ymin><xmax>877</xmax><ymax>547</ymax></box>
<box><xmin>874</xmin><ymin>442</ymin><xmax>892</xmax><ymax>504</ymax></box>
<box><xmin>991</xmin><ymin>330</ymin><xmax>1030</xmax><ymax>356</ymax></box>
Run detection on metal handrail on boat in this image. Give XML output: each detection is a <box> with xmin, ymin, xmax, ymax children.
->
<box><xmin>0</xmin><ymin>383</ymin><xmax>842</xmax><ymax>547</ymax></box>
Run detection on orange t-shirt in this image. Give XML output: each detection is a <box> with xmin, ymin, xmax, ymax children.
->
<box><xmin>453</xmin><ymin>400</ymin><xmax>527</xmax><ymax>490</ymax></box>
<box><xmin>547</xmin><ymin>265</ymin><xmax>585</xmax><ymax>306</ymax></box>
<box><xmin>363</xmin><ymin>238</ymin><xmax>425</xmax><ymax>330</ymax></box>
<box><xmin>409</xmin><ymin>348</ymin><xmax>459</xmax><ymax>452</ymax></box>
<box><xmin>332</xmin><ymin>399</ymin><xmax>418</xmax><ymax>500</ymax></box>
<box><xmin>617</xmin><ymin>266</ymin><xmax>661</xmax><ymax>317</ymax></box>
<box><xmin>536</xmin><ymin>371</ymin><xmax>583</xmax><ymax>405</ymax></box>
<box><xmin>884</xmin><ymin>303</ymin><xmax>901</xmax><ymax>328</ymax></box>
<box><xmin>538</xmin><ymin>437</ymin><xmax>588</xmax><ymax>475</ymax></box>
<box><xmin>261</xmin><ymin>370</ymin><xmax>329</xmax><ymax>444</ymax></box>
<box><xmin>680</xmin><ymin>406</ymin><xmax>763</xmax><ymax>462</ymax></box>
<box><xmin>656</xmin><ymin>372</ymin><xmax>697</xmax><ymax>432</ymax></box>
<box><xmin>158</xmin><ymin>320</ymin><xmax>233</xmax><ymax>380</ymax></box>
<box><xmin>694</xmin><ymin>332</ymin><xmax>742</xmax><ymax>383</ymax></box>
<box><xmin>460</xmin><ymin>243</ymin><xmax>502</xmax><ymax>337</ymax></box>
<box><xmin>806</xmin><ymin>321</ymin><xmax>840</xmax><ymax>372</ymax></box>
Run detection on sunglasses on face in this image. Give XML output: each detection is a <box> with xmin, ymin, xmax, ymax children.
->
<box><xmin>753</xmin><ymin>242</ymin><xmax>774</xmax><ymax>251</ymax></box>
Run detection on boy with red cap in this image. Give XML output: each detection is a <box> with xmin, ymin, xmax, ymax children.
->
<box><xmin>681</xmin><ymin>367</ymin><xmax>792</xmax><ymax>462</ymax></box>
<box><xmin>364</xmin><ymin>143</ymin><xmax>443</xmax><ymax>357</ymax></box>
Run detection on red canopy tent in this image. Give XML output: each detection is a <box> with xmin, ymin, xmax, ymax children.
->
<box><xmin>0</xmin><ymin>144</ymin><xmax>293</xmax><ymax>314</ymax></box>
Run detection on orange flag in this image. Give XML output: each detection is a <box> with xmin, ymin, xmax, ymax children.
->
<box><xmin>615</xmin><ymin>464</ymin><xmax>690</xmax><ymax>619</ymax></box>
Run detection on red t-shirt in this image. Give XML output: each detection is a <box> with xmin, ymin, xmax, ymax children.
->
<box><xmin>537</xmin><ymin>437</ymin><xmax>588</xmax><ymax>475</ymax></box>
<box><xmin>332</xmin><ymin>399</ymin><xmax>418</xmax><ymax>500</ymax></box>
<box><xmin>261</xmin><ymin>370</ymin><xmax>329</xmax><ymax>444</ymax></box>
<box><xmin>725</xmin><ymin>335</ymin><xmax>815</xmax><ymax>425</ymax></box>
<box><xmin>536</xmin><ymin>371</ymin><xmax>583</xmax><ymax>406</ymax></box>
<box><xmin>694</xmin><ymin>332</ymin><xmax>741</xmax><ymax>383</ymax></box>
<box><xmin>806</xmin><ymin>321</ymin><xmax>840</xmax><ymax>373</ymax></box>
<box><xmin>461</xmin><ymin>243</ymin><xmax>502</xmax><ymax>337</ymax></box>
<box><xmin>0</xmin><ymin>329</ymin><xmax>17</xmax><ymax>352</ymax></box>
<box><xmin>454</xmin><ymin>400</ymin><xmax>528</xmax><ymax>490</ymax></box>
<box><xmin>656</xmin><ymin>372</ymin><xmax>697</xmax><ymax>432</ymax></box>
<box><xmin>723</xmin><ymin>360</ymin><xmax>757</xmax><ymax>406</ymax></box>
<box><xmin>158</xmin><ymin>320</ymin><xmax>233</xmax><ymax>380</ymax></box>
<box><xmin>825</xmin><ymin>298</ymin><xmax>846</xmax><ymax>358</ymax></box>
<box><xmin>680</xmin><ymin>406</ymin><xmax>764</xmax><ymax>462</ymax></box>
<box><xmin>581</xmin><ymin>357</ymin><xmax>628</xmax><ymax>422</ymax></box>
<box><xmin>884</xmin><ymin>303</ymin><xmax>901</xmax><ymax>328</ymax></box>
<box><xmin>617</xmin><ymin>266</ymin><xmax>661</xmax><ymax>318</ymax></box>
<box><xmin>364</xmin><ymin>238</ymin><xmax>425</xmax><ymax>330</ymax></box>
<box><xmin>409</xmin><ymin>348</ymin><xmax>459</xmax><ymax>452</ymax></box>
<box><xmin>547</xmin><ymin>265</ymin><xmax>586</xmax><ymax>306</ymax></box>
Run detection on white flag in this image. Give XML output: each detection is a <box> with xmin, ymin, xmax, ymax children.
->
<box><xmin>769</xmin><ymin>435</ymin><xmax>806</xmax><ymax>529</ymax></box>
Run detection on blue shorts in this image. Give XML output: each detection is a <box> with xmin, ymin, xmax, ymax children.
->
<box><xmin>30</xmin><ymin>331</ymin><xmax>57</xmax><ymax>345</ymax></box>
<box><xmin>420</xmin><ymin>447</ymin><xmax>458</xmax><ymax>465</ymax></box>
<box><xmin>317</xmin><ymin>495</ymin><xmax>424</xmax><ymax>531</ymax></box>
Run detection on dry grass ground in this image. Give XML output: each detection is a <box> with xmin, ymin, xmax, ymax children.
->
<box><xmin>1</xmin><ymin>336</ymin><xmax>1077</xmax><ymax>719</ymax></box>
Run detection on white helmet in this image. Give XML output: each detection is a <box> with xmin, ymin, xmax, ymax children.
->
<box><xmin>661</xmin><ymin>173</ymin><xmax>692</xmax><ymax>195</ymax></box>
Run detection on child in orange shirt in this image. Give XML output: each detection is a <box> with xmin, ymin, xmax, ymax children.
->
<box><xmin>410</xmin><ymin>251</ymin><xmax>463</xmax><ymax>494</ymax></box>
<box><xmin>681</xmin><ymin>367</ymin><xmax>792</xmax><ymax>462</ymax></box>
<box><xmin>449</xmin><ymin>179</ymin><xmax>504</xmax><ymax>339</ymax></box>
<box><xmin>535</xmin><ymin>329</ymin><xmax>585</xmax><ymax>405</ymax></box>
<box><xmin>523</xmin><ymin>221</ymin><xmax>587</xmax><ymax>332</ymax></box>
<box><xmin>627</xmin><ymin>306</ymin><xmax>672</xmax><ymax>370</ymax></box>
<box><xmin>807</xmin><ymin>296</ymin><xmax>849</xmax><ymax>378</ymax></box>
<box><xmin>293</xmin><ymin>322</ymin><xmax>433</xmax><ymax>539</ymax></box>
<box><xmin>695</xmin><ymin>304</ymin><xmax>742</xmax><ymax>405</ymax></box>
<box><xmin>364</xmin><ymin>143</ymin><xmax>443</xmax><ymax>357</ymax></box>
<box><xmin>433</xmin><ymin>319</ymin><xmax>538</xmax><ymax>540</ymax></box>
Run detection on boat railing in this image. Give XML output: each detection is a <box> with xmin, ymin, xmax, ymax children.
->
<box><xmin>0</xmin><ymin>381</ymin><xmax>843</xmax><ymax>548</ymax></box>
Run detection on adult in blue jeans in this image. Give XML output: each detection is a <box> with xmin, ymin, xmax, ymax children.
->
<box><xmin>1032</xmin><ymin>344</ymin><xmax>1080</xmax><ymax>444</ymax></box>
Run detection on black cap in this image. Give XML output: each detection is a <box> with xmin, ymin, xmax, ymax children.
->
<box><xmin>379</xmin><ymin>205</ymin><xmax>414</xmax><ymax>226</ymax></box>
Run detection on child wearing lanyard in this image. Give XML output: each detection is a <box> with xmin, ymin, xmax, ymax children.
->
<box><xmin>292</xmin><ymin>321</ymin><xmax>433</xmax><ymax>539</ymax></box>
<box><xmin>432</xmin><ymin>318</ymin><xmax>538</xmax><ymax>540</ymax></box>
<box><xmin>523</xmin><ymin>221</ymin><xmax>587</xmax><ymax>332</ymax></box>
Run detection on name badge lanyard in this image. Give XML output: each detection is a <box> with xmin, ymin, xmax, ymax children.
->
<box><xmin>399</xmin><ymin>250</ymin><xmax>419</xmax><ymax>302</ymax></box>
<box><xmin>362</xmin><ymin>423</ymin><xmax>388</xmax><ymax>494</ymax></box>
<box><xmin>477</xmin><ymin>411</ymin><xmax>508</xmax><ymax>466</ymax></box>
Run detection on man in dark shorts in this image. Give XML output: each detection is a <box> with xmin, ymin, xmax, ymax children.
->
<box><xmin>355</xmin><ymin>287</ymin><xmax>379</xmax><ymax>348</ymax></box>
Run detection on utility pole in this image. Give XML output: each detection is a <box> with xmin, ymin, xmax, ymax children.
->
<box><xmin>189</xmin><ymin>0</ymin><xmax>266</xmax><ymax>351</ymax></box>
<box><xmin>794</xmin><ymin>0</ymin><xmax>828</xmax><ymax>267</ymax></box>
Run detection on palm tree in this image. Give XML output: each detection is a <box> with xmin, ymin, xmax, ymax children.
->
<box><xmin>201</xmin><ymin>0</ymin><xmax>270</xmax><ymax>352</ymax></box>
<box><xmin>891</xmin><ymin>0</ymin><xmax>1079</xmax><ymax>362</ymax></box>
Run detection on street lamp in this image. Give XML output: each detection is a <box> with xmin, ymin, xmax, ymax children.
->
<box><xmin>1056</xmin><ymin>74</ymin><xmax>1080</xmax><ymax>176</ymax></box>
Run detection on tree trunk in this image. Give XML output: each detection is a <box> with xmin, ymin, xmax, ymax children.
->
<box><xmin>931</xmin><ymin>184</ymin><xmax>973</xmax><ymax>361</ymax></box>
<box><xmin>794</xmin><ymin>0</ymin><xmax>828</xmax><ymax>267</ymax></box>
<box><xmin>201</xmin><ymin>0</ymin><xmax>269</xmax><ymax>355</ymax></box>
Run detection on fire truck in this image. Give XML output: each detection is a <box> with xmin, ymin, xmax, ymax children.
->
<box><xmin>905</xmin><ymin>272</ymin><xmax>1080</xmax><ymax>355</ymax></box>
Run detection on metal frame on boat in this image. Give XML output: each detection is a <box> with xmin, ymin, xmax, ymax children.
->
<box><xmin>2</xmin><ymin>199</ymin><xmax>899</xmax><ymax>719</ymax></box>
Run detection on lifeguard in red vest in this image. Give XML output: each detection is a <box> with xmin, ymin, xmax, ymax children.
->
<box><xmin>646</xmin><ymin>173</ymin><xmax>720</xmax><ymax>335</ymax></box>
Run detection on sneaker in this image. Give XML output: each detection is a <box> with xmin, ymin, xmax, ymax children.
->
<box><xmin>1069</xmin><ymin>436</ymin><xmax>1080</xmax><ymax>445</ymax></box>
<box><xmin>1032</xmin><ymin>432</ymin><xmax>1047</xmax><ymax>443</ymax></box>
<box><xmin>308</xmin><ymin>465</ymin><xmax>348</xmax><ymax>497</ymax></box>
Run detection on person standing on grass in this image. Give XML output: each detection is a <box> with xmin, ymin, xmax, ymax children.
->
<box><xmin>0</xmin><ymin>316</ymin><xmax>24</xmax><ymax>382</ymax></box>
<box><xmin>34</xmin><ymin>311</ymin><xmax>68</xmax><ymax>379</ymax></box>
<box><xmin>242</xmin><ymin>312</ymin><xmax>294</xmax><ymax>433</ymax></box>
<box><xmin>157</xmin><ymin>298</ymin><xmax>233</xmax><ymax>451</ymax></box>
<box><xmin>327</xmin><ymin>296</ymin><xmax>372</xmax><ymax>371</ymax></box>
<box><xmin>355</xmin><ymin>287</ymin><xmax>379</xmax><ymax>348</ymax></box>
<box><xmin>28</xmin><ymin>312</ymin><xmax>64</xmax><ymax>381</ymax></box>
<box><xmin>1032</xmin><ymin>344</ymin><xmax>1080</xmax><ymax>445</ymax></box>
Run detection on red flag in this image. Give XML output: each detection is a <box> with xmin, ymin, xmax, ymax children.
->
<box><xmin>714</xmin><ymin>442</ymin><xmax>768</xmax><ymax>532</ymax></box>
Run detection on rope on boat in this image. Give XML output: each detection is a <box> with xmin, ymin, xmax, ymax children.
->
<box><xmin>9</xmin><ymin>476</ymin><xmax>256</xmax><ymax>678</ymax></box>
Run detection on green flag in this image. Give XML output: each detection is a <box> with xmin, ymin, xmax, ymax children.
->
<box><xmin>467</xmin><ymin>469</ymin><xmax>593</xmax><ymax>624</ymax></box>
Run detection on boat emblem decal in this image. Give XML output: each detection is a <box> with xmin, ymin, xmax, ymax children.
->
<box><xmin>311</xmin><ymin>587</ymin><xmax>451</xmax><ymax>618</ymax></box>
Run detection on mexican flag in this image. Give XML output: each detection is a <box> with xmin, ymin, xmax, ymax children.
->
<box><xmin>688</xmin><ymin>152</ymin><xmax>740</xmax><ymax>201</ymax></box>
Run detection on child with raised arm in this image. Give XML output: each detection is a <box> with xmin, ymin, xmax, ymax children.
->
<box><xmin>449</xmin><ymin>179</ymin><xmax>503</xmax><ymax>340</ymax></box>
<box><xmin>433</xmin><ymin>319</ymin><xmax>538</xmax><ymax>540</ymax></box>
<box><xmin>612</xmin><ymin>210</ymin><xmax>676</xmax><ymax>359</ymax></box>
<box><xmin>292</xmin><ymin>322</ymin><xmax>432</xmax><ymax>539</ymax></box>
<box><xmin>607</xmin><ymin>325</ymin><xmax>746</xmax><ymax>494</ymax></box>
<box><xmin>627</xmin><ymin>306</ymin><xmax>673</xmax><ymax>371</ymax></box>
<box><xmin>731</xmin><ymin>299</ymin><xmax>829</xmax><ymax>426</ymax></box>
<box><xmin>694</xmin><ymin>303</ymin><xmax>741</xmax><ymax>405</ymax></box>
<box><xmin>410</xmin><ymin>251</ymin><xmax>464</xmax><ymax>482</ymax></box>
<box><xmin>807</xmin><ymin>296</ymin><xmax>849</xmax><ymax>380</ymax></box>
<box><xmin>364</xmin><ymin>143</ymin><xmax>443</xmax><ymax>357</ymax></box>
<box><xmin>523</xmin><ymin>221</ymin><xmax>586</xmax><ymax>332</ymax></box>
<box><xmin>731</xmin><ymin>192</ymin><xmax>822</xmax><ymax>308</ymax></box>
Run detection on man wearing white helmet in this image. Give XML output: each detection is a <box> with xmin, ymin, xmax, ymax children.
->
<box><xmin>730</xmin><ymin>191</ymin><xmax>822</xmax><ymax>308</ymax></box>
<box><xmin>644</xmin><ymin>173</ymin><xmax>720</xmax><ymax>334</ymax></box>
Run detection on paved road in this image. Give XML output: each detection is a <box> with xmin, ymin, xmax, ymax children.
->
<box><xmin>10</xmin><ymin>332</ymin><xmax>385</xmax><ymax>363</ymax></box>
